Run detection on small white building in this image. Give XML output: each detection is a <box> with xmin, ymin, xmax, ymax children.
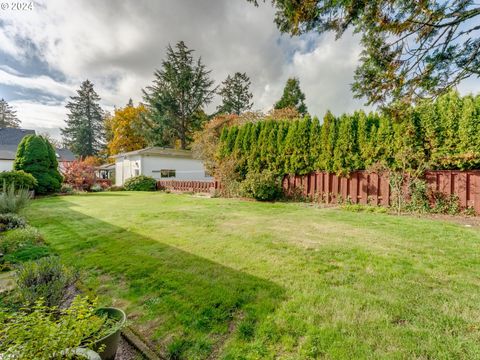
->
<box><xmin>113</xmin><ymin>147</ymin><xmax>212</xmax><ymax>185</ymax></box>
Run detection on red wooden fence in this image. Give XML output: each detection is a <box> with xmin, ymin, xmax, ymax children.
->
<box><xmin>156</xmin><ymin>180</ymin><xmax>219</xmax><ymax>193</ymax></box>
<box><xmin>283</xmin><ymin>170</ymin><xmax>480</xmax><ymax>214</ymax></box>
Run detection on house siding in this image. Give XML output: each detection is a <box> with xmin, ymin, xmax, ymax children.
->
<box><xmin>0</xmin><ymin>160</ymin><xmax>13</xmax><ymax>172</ymax></box>
<box><xmin>115</xmin><ymin>153</ymin><xmax>211</xmax><ymax>185</ymax></box>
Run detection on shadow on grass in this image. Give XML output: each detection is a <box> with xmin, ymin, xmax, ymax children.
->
<box><xmin>30</xmin><ymin>199</ymin><xmax>285</xmax><ymax>359</ymax></box>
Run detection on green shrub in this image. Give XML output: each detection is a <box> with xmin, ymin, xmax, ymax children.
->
<box><xmin>60</xmin><ymin>183</ymin><xmax>74</xmax><ymax>194</ymax></box>
<box><xmin>89</xmin><ymin>183</ymin><xmax>103</xmax><ymax>192</ymax></box>
<box><xmin>13</xmin><ymin>135</ymin><xmax>63</xmax><ymax>195</ymax></box>
<box><xmin>0</xmin><ymin>296</ymin><xmax>111</xmax><ymax>359</ymax></box>
<box><xmin>0</xmin><ymin>226</ymin><xmax>44</xmax><ymax>254</ymax></box>
<box><xmin>0</xmin><ymin>213</ymin><xmax>26</xmax><ymax>232</ymax></box>
<box><xmin>0</xmin><ymin>182</ymin><xmax>31</xmax><ymax>214</ymax></box>
<box><xmin>240</xmin><ymin>170</ymin><xmax>282</xmax><ymax>201</ymax></box>
<box><xmin>0</xmin><ymin>170</ymin><xmax>37</xmax><ymax>190</ymax></box>
<box><xmin>406</xmin><ymin>179</ymin><xmax>430</xmax><ymax>213</ymax></box>
<box><xmin>124</xmin><ymin>175</ymin><xmax>157</xmax><ymax>191</ymax></box>
<box><xmin>16</xmin><ymin>256</ymin><xmax>79</xmax><ymax>307</ymax></box>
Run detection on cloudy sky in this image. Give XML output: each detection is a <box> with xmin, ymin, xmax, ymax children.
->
<box><xmin>1</xmin><ymin>0</ymin><xmax>479</xmax><ymax>140</ymax></box>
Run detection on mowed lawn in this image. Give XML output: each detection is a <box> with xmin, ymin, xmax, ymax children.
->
<box><xmin>26</xmin><ymin>193</ymin><xmax>480</xmax><ymax>359</ymax></box>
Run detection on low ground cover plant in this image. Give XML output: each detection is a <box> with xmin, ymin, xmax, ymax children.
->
<box><xmin>0</xmin><ymin>296</ymin><xmax>111</xmax><ymax>360</ymax></box>
<box><xmin>124</xmin><ymin>175</ymin><xmax>156</xmax><ymax>191</ymax></box>
<box><xmin>0</xmin><ymin>213</ymin><xmax>26</xmax><ymax>232</ymax></box>
<box><xmin>16</xmin><ymin>256</ymin><xmax>80</xmax><ymax>307</ymax></box>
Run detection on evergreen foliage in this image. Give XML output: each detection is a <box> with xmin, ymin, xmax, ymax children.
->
<box><xmin>217</xmin><ymin>72</ymin><xmax>253</xmax><ymax>115</ymax></box>
<box><xmin>13</xmin><ymin>135</ymin><xmax>62</xmax><ymax>194</ymax></box>
<box><xmin>274</xmin><ymin>78</ymin><xmax>308</xmax><ymax>116</ymax></box>
<box><xmin>61</xmin><ymin>80</ymin><xmax>104</xmax><ymax>157</ymax></box>
<box><xmin>217</xmin><ymin>91</ymin><xmax>480</xmax><ymax>179</ymax></box>
<box><xmin>0</xmin><ymin>99</ymin><xmax>20</xmax><ymax>128</ymax></box>
<box><xmin>143</xmin><ymin>41</ymin><xmax>215</xmax><ymax>149</ymax></box>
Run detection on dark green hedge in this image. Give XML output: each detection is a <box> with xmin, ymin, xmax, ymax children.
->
<box><xmin>218</xmin><ymin>91</ymin><xmax>480</xmax><ymax>177</ymax></box>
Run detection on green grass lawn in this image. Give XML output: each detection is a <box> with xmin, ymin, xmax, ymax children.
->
<box><xmin>26</xmin><ymin>193</ymin><xmax>480</xmax><ymax>359</ymax></box>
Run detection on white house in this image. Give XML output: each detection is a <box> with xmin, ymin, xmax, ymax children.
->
<box><xmin>113</xmin><ymin>147</ymin><xmax>212</xmax><ymax>185</ymax></box>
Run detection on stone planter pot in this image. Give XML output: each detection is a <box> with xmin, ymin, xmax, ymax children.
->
<box><xmin>62</xmin><ymin>347</ymin><xmax>101</xmax><ymax>360</ymax></box>
<box><xmin>93</xmin><ymin>307</ymin><xmax>126</xmax><ymax>360</ymax></box>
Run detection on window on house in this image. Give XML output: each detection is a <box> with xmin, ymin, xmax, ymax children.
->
<box><xmin>160</xmin><ymin>169</ymin><xmax>176</xmax><ymax>178</ymax></box>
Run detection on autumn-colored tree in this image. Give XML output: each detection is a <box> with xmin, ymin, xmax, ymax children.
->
<box><xmin>63</xmin><ymin>156</ymin><xmax>100</xmax><ymax>191</ymax></box>
<box><xmin>106</xmin><ymin>101</ymin><xmax>148</xmax><ymax>157</ymax></box>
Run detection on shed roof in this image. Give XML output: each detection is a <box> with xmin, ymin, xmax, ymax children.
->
<box><xmin>112</xmin><ymin>147</ymin><xmax>194</xmax><ymax>159</ymax></box>
<box><xmin>56</xmin><ymin>148</ymin><xmax>76</xmax><ymax>162</ymax></box>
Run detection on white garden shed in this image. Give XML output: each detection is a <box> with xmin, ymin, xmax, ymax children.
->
<box><xmin>113</xmin><ymin>147</ymin><xmax>212</xmax><ymax>186</ymax></box>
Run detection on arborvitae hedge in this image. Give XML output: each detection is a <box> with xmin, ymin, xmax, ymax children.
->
<box><xmin>217</xmin><ymin>91</ymin><xmax>480</xmax><ymax>178</ymax></box>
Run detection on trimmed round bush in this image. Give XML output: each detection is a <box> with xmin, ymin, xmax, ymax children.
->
<box><xmin>13</xmin><ymin>135</ymin><xmax>62</xmax><ymax>195</ymax></box>
<box><xmin>124</xmin><ymin>175</ymin><xmax>157</xmax><ymax>191</ymax></box>
<box><xmin>0</xmin><ymin>170</ymin><xmax>37</xmax><ymax>190</ymax></box>
<box><xmin>0</xmin><ymin>213</ymin><xmax>27</xmax><ymax>232</ymax></box>
<box><xmin>240</xmin><ymin>170</ymin><xmax>282</xmax><ymax>201</ymax></box>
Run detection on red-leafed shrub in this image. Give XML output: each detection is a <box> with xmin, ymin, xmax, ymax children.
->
<box><xmin>62</xmin><ymin>158</ymin><xmax>96</xmax><ymax>191</ymax></box>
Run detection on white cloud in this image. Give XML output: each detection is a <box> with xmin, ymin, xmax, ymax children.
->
<box><xmin>4</xmin><ymin>0</ymin><xmax>476</xmax><ymax>133</ymax></box>
<box><xmin>9</xmin><ymin>99</ymin><xmax>67</xmax><ymax>132</ymax></box>
<box><xmin>0</xmin><ymin>68</ymin><xmax>75</xmax><ymax>98</ymax></box>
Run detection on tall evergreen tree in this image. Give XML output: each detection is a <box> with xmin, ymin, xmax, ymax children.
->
<box><xmin>217</xmin><ymin>72</ymin><xmax>253</xmax><ymax>115</ymax></box>
<box><xmin>61</xmin><ymin>80</ymin><xmax>104</xmax><ymax>157</ymax></box>
<box><xmin>333</xmin><ymin>115</ymin><xmax>360</xmax><ymax>175</ymax></box>
<box><xmin>309</xmin><ymin>116</ymin><xmax>322</xmax><ymax>170</ymax></box>
<box><xmin>274</xmin><ymin>78</ymin><xmax>308</xmax><ymax>116</ymax></box>
<box><xmin>0</xmin><ymin>99</ymin><xmax>20</xmax><ymax>128</ymax></box>
<box><xmin>318</xmin><ymin>111</ymin><xmax>336</xmax><ymax>171</ymax></box>
<box><xmin>143</xmin><ymin>41</ymin><xmax>215</xmax><ymax>149</ymax></box>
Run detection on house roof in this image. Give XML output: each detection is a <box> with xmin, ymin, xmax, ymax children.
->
<box><xmin>96</xmin><ymin>163</ymin><xmax>115</xmax><ymax>170</ymax></box>
<box><xmin>56</xmin><ymin>148</ymin><xmax>76</xmax><ymax>162</ymax></box>
<box><xmin>0</xmin><ymin>128</ymin><xmax>76</xmax><ymax>162</ymax></box>
<box><xmin>112</xmin><ymin>147</ymin><xmax>194</xmax><ymax>159</ymax></box>
<box><xmin>0</xmin><ymin>128</ymin><xmax>35</xmax><ymax>160</ymax></box>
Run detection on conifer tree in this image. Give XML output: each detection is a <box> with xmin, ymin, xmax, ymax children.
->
<box><xmin>265</xmin><ymin>121</ymin><xmax>280</xmax><ymax>173</ymax></box>
<box><xmin>0</xmin><ymin>99</ymin><xmax>20</xmax><ymax>128</ymax></box>
<box><xmin>275</xmin><ymin>121</ymin><xmax>289</xmax><ymax>174</ymax></box>
<box><xmin>274</xmin><ymin>78</ymin><xmax>308</xmax><ymax>116</ymax></box>
<box><xmin>333</xmin><ymin>115</ymin><xmax>359</xmax><ymax>175</ymax></box>
<box><xmin>62</xmin><ymin>80</ymin><xmax>104</xmax><ymax>157</ymax></box>
<box><xmin>457</xmin><ymin>95</ymin><xmax>480</xmax><ymax>169</ymax></box>
<box><xmin>217</xmin><ymin>72</ymin><xmax>253</xmax><ymax>115</ymax></box>
<box><xmin>436</xmin><ymin>91</ymin><xmax>462</xmax><ymax>166</ymax></box>
<box><xmin>318</xmin><ymin>111</ymin><xmax>336</xmax><ymax>172</ymax></box>
<box><xmin>247</xmin><ymin>122</ymin><xmax>264</xmax><ymax>173</ymax></box>
<box><xmin>288</xmin><ymin>118</ymin><xmax>312</xmax><ymax>174</ymax></box>
<box><xmin>309</xmin><ymin>117</ymin><xmax>322</xmax><ymax>170</ymax></box>
<box><xmin>14</xmin><ymin>135</ymin><xmax>62</xmax><ymax>194</ymax></box>
<box><xmin>143</xmin><ymin>41</ymin><xmax>215</xmax><ymax>149</ymax></box>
